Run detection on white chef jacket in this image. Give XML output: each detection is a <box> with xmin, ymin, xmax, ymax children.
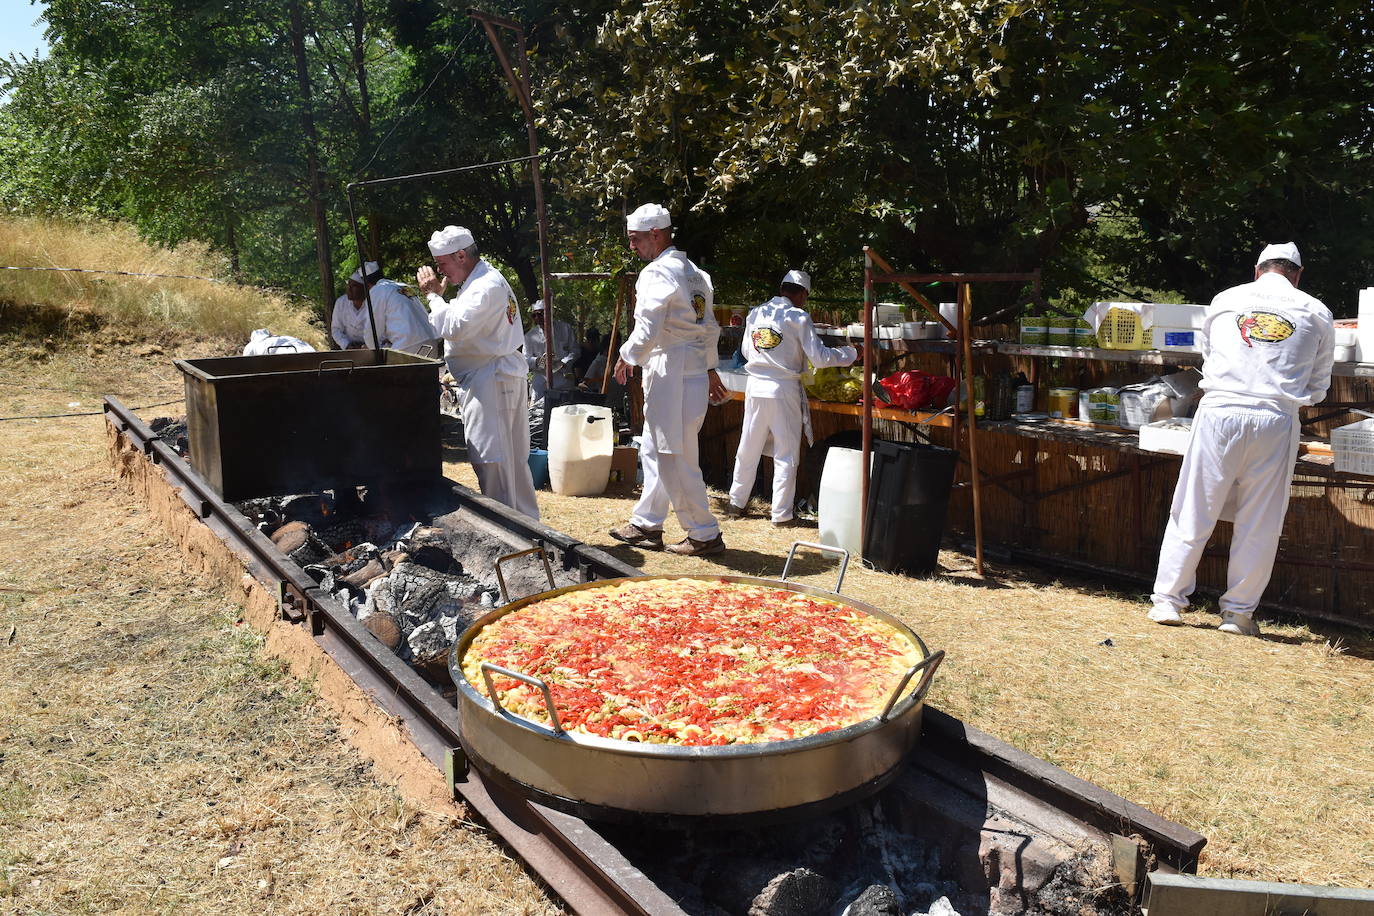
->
<box><xmin>619</xmin><ymin>247</ymin><xmax>719</xmax><ymax>456</ymax></box>
<box><xmin>525</xmin><ymin>317</ymin><xmax>579</xmax><ymax>391</ymax></box>
<box><xmin>1197</xmin><ymin>271</ymin><xmax>1334</xmax><ymax>414</ymax></box>
<box><xmin>243</xmin><ymin>329</ymin><xmax>316</xmax><ymax>356</ymax></box>
<box><xmin>367</xmin><ymin>279</ymin><xmax>439</xmax><ymax>355</ymax></box>
<box><xmin>740</xmin><ymin>297</ymin><xmax>856</xmax><ymax>398</ymax></box>
<box><xmin>426</xmin><ymin>260</ymin><xmax>527</xmax><ymax>381</ymax></box>
<box><xmin>619</xmin><ymin>247</ymin><xmax>720</xmax><ymax>376</ymax></box>
<box><xmin>331</xmin><ymin>295</ymin><xmax>370</xmax><ymax>349</ymax></box>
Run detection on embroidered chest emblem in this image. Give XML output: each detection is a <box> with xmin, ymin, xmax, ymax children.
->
<box><xmin>507</xmin><ymin>296</ymin><xmax>518</xmax><ymax>324</ymax></box>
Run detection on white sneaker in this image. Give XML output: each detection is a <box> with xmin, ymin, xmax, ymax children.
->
<box><xmin>1218</xmin><ymin>611</ymin><xmax>1261</xmax><ymax>637</ymax></box>
<box><xmin>1147</xmin><ymin>605</ymin><xmax>1182</xmax><ymax>626</ymax></box>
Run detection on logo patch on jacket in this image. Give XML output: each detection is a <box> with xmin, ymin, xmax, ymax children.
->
<box><xmin>752</xmin><ymin>327</ymin><xmax>783</xmax><ymax>350</ymax></box>
<box><xmin>507</xmin><ymin>296</ymin><xmax>517</xmax><ymax>324</ymax></box>
<box><xmin>1236</xmin><ymin>310</ymin><xmax>1295</xmax><ymax>347</ymax></box>
<box><xmin>691</xmin><ymin>293</ymin><xmax>707</xmax><ymax>322</ymax></box>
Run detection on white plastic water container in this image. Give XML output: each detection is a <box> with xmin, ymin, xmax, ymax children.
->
<box><xmin>548</xmin><ymin>404</ymin><xmax>615</xmax><ymax>496</ymax></box>
<box><xmin>818</xmin><ymin>447</ymin><xmax>867</xmax><ymax>556</ymax></box>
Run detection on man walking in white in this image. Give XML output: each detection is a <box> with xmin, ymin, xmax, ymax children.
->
<box><xmin>1149</xmin><ymin>243</ymin><xmax>1333</xmax><ymax>636</ymax></box>
<box><xmin>610</xmin><ymin>203</ymin><xmax>727</xmax><ymax>556</ymax></box>
<box><xmin>525</xmin><ymin>299</ymin><xmax>579</xmax><ymax>404</ymax></box>
<box><xmin>726</xmin><ymin>270</ymin><xmax>857</xmax><ymax>526</ymax></box>
<box><xmin>416</xmin><ymin>226</ymin><xmax>540</xmax><ymax>520</ymax></box>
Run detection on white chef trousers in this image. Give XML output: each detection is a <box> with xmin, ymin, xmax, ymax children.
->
<box><xmin>630</xmin><ymin>372</ymin><xmax>719</xmax><ymax>541</ymax></box>
<box><xmin>1151</xmin><ymin>405</ymin><xmax>1299</xmax><ymax>618</ymax></box>
<box><xmin>459</xmin><ymin>371</ymin><xmax>540</xmax><ymax>521</ymax></box>
<box><xmin>728</xmin><ymin>392</ymin><xmax>802</xmax><ymax>522</ymax></box>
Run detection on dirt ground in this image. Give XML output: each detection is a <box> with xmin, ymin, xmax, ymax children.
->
<box><xmin>0</xmin><ymin>336</ymin><xmax>559</xmax><ymax>915</ymax></box>
<box><xmin>2</xmin><ymin>334</ymin><xmax>1372</xmax><ymax>916</ymax></box>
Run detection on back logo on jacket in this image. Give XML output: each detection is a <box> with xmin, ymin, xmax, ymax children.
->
<box><xmin>1236</xmin><ymin>310</ymin><xmax>1295</xmax><ymax>348</ymax></box>
<box><xmin>751</xmin><ymin>327</ymin><xmax>783</xmax><ymax>350</ymax></box>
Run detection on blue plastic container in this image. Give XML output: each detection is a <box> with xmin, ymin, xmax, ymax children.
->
<box><xmin>528</xmin><ymin>449</ymin><xmax>550</xmax><ymax>489</ymax></box>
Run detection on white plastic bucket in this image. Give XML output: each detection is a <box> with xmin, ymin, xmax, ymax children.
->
<box><xmin>548</xmin><ymin>404</ymin><xmax>615</xmax><ymax>496</ymax></box>
<box><xmin>818</xmin><ymin>447</ymin><xmax>867</xmax><ymax>556</ymax></box>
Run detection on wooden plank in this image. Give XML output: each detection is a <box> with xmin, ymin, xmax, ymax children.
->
<box><xmin>1145</xmin><ymin>872</ymin><xmax>1374</xmax><ymax>916</ymax></box>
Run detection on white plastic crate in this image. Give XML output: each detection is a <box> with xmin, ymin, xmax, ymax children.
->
<box><xmin>1332</xmin><ymin>418</ymin><xmax>1374</xmax><ymax>476</ymax></box>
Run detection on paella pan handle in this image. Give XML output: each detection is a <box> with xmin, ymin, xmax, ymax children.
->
<box><xmin>317</xmin><ymin>359</ymin><xmax>355</xmax><ymax>376</ymax></box>
<box><xmin>879</xmin><ymin>650</ymin><xmax>945</xmax><ymax>722</ymax></box>
<box><xmin>780</xmin><ymin>541</ymin><xmax>850</xmax><ymax>593</ymax></box>
<box><xmin>495</xmin><ymin>546</ymin><xmax>556</xmax><ymax>604</ymax></box>
<box><xmin>479</xmin><ymin>662</ymin><xmax>564</xmax><ymax>735</ymax></box>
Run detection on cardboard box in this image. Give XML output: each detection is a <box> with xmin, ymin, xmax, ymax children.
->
<box><xmin>604</xmin><ymin>446</ymin><xmax>640</xmax><ymax>494</ymax></box>
<box><xmin>1139</xmin><ymin>419</ymin><xmax>1193</xmax><ymax>455</ymax></box>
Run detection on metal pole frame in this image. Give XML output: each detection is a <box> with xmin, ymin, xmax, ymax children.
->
<box><xmin>470</xmin><ymin>9</ymin><xmax>555</xmax><ymax>392</ymax></box>
<box><xmin>860</xmin><ymin>250</ymin><xmax>1039</xmax><ymax>577</ymax></box>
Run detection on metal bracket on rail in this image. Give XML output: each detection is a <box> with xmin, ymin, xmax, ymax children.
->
<box><xmin>278</xmin><ymin>581</ymin><xmax>308</xmax><ymax>623</ymax></box>
<box><xmin>444</xmin><ymin>746</ymin><xmax>470</xmax><ymax>800</ymax></box>
<box><xmin>494</xmin><ymin>545</ymin><xmax>556</xmax><ymax>604</ymax></box>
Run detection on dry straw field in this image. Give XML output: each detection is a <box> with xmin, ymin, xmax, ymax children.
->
<box><xmin>1</xmin><ymin>219</ymin><xmax>1372</xmax><ymax>912</ymax></box>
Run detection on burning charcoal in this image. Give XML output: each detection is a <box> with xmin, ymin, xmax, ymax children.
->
<box><xmin>343</xmin><ymin>558</ymin><xmax>387</xmax><ymax>589</ymax></box>
<box><xmin>382</xmin><ymin>549</ymin><xmax>409</xmax><ymax>570</ymax></box>
<box><xmin>364</xmin><ymin>613</ymin><xmax>403</xmax><ymax>649</ymax></box>
<box><xmin>842</xmin><ymin>885</ymin><xmax>900</xmax><ymax>916</ymax></box>
<box><xmin>748</xmin><ymin>868</ymin><xmax>835</xmax><ymax>916</ymax></box>
<box><xmin>316</xmin><ymin>519</ymin><xmax>367</xmax><ymax>553</ymax></box>
<box><xmin>270</xmin><ymin>521</ymin><xmax>331</xmax><ymax>567</ymax></box>
<box><xmin>410</xmin><ymin>544</ymin><xmax>461</xmax><ymax>576</ymax></box>
<box><xmin>280</xmin><ymin>494</ymin><xmax>328</xmax><ymax>527</ymax></box>
<box><xmin>405</xmin><ymin>618</ymin><xmax>452</xmax><ymax>666</ymax></box>
<box><xmin>919</xmin><ymin>898</ymin><xmax>960</xmax><ymax>916</ymax></box>
<box><xmin>304</xmin><ymin>565</ymin><xmax>335</xmax><ymax>590</ymax></box>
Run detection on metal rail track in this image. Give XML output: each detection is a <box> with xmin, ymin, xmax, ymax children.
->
<box><xmin>104</xmin><ymin>396</ymin><xmax>1205</xmax><ymax>915</ymax></box>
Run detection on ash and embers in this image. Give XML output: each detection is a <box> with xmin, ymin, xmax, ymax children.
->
<box><xmin>235</xmin><ymin>492</ymin><xmax>498</xmax><ymax>673</ymax></box>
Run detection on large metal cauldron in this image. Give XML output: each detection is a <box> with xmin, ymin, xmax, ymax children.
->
<box><xmin>176</xmin><ymin>349</ymin><xmax>442</xmax><ymax>501</ymax></box>
<box><xmin>449</xmin><ymin>545</ymin><xmax>943</xmax><ymax>822</ymax></box>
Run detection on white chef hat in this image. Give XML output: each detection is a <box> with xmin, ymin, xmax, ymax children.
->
<box><xmin>349</xmin><ymin>260</ymin><xmax>380</xmax><ymax>283</ymax></box>
<box><xmin>428</xmin><ymin>225</ymin><xmax>475</xmax><ymax>257</ymax></box>
<box><xmin>531</xmin><ymin>299</ymin><xmax>545</xmax><ymax>311</ymax></box>
<box><xmin>781</xmin><ymin>269</ymin><xmax>812</xmax><ymax>292</ymax></box>
<box><xmin>1256</xmin><ymin>242</ymin><xmax>1301</xmax><ymax>268</ymax></box>
<box><xmin>626</xmin><ymin>203</ymin><xmax>671</xmax><ymax>231</ymax></box>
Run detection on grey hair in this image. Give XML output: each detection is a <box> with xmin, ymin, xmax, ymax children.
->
<box><xmin>1257</xmin><ymin>258</ymin><xmax>1301</xmax><ymax>280</ymax></box>
<box><xmin>462</xmin><ymin>242</ymin><xmax>480</xmax><ymax>259</ymax></box>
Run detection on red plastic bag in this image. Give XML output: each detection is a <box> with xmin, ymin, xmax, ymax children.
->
<box><xmin>879</xmin><ymin>370</ymin><xmax>956</xmax><ymax>410</ymax></box>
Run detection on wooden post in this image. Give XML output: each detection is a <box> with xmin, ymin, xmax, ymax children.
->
<box><xmin>602</xmin><ymin>275</ymin><xmax>627</xmax><ymax>396</ymax></box>
<box><xmin>961</xmin><ymin>283</ymin><xmax>985</xmax><ymax>575</ymax></box>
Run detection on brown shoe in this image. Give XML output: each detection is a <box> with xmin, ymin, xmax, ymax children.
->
<box><xmin>771</xmin><ymin>517</ymin><xmax>806</xmax><ymax>529</ymax></box>
<box><xmin>722</xmin><ymin>503</ymin><xmax>746</xmax><ymax>519</ymax></box>
<box><xmin>665</xmin><ymin>534</ymin><xmax>726</xmax><ymax>557</ymax></box>
<box><xmin>609</xmin><ymin>523</ymin><xmax>664</xmax><ymax>550</ymax></box>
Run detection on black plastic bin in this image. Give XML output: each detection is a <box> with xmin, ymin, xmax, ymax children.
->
<box><xmin>863</xmin><ymin>438</ymin><xmax>958</xmax><ymax>576</ymax></box>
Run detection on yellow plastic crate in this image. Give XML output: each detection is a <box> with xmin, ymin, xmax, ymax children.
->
<box><xmin>1098</xmin><ymin>306</ymin><xmax>1150</xmax><ymax>350</ymax></box>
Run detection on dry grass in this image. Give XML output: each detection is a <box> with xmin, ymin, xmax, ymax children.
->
<box><xmin>456</xmin><ymin>461</ymin><xmax>1374</xmax><ymax>890</ymax></box>
<box><xmin>0</xmin><ymin>217</ymin><xmax>323</xmax><ymax>347</ymax></box>
<box><xmin>0</xmin><ymin>339</ymin><xmax>559</xmax><ymax>914</ymax></box>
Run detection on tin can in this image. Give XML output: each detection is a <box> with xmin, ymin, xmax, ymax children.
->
<box><xmin>1015</xmin><ymin>385</ymin><xmax>1035</xmax><ymax>413</ymax></box>
<box><xmin>1047</xmin><ymin>387</ymin><xmax>1078</xmax><ymax>419</ymax></box>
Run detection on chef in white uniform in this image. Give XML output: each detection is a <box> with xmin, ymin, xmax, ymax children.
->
<box><xmin>416</xmin><ymin>226</ymin><xmax>539</xmax><ymax>520</ymax></box>
<box><xmin>349</xmin><ymin>261</ymin><xmax>441</xmax><ymax>356</ymax></box>
<box><xmin>243</xmin><ymin>328</ymin><xmax>315</xmax><ymax>356</ymax></box>
<box><xmin>525</xmin><ymin>299</ymin><xmax>579</xmax><ymax>404</ymax></box>
<box><xmin>331</xmin><ymin>278</ymin><xmax>370</xmax><ymax>349</ymax></box>
<box><xmin>726</xmin><ymin>270</ymin><xmax>857</xmax><ymax>526</ymax></box>
<box><xmin>609</xmin><ymin>203</ymin><xmax>727</xmax><ymax>556</ymax></box>
<box><xmin>1149</xmin><ymin>242</ymin><xmax>1333</xmax><ymax>636</ymax></box>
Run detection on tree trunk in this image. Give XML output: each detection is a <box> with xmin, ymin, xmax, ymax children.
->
<box><xmin>225</xmin><ymin>211</ymin><xmax>240</xmax><ymax>279</ymax></box>
<box><xmin>351</xmin><ymin>0</ymin><xmax>382</xmax><ymax>261</ymax></box>
<box><xmin>288</xmin><ymin>0</ymin><xmax>335</xmax><ymax>322</ymax></box>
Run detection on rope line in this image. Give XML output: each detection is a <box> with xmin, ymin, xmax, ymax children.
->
<box><xmin>0</xmin><ymin>395</ymin><xmax>184</xmax><ymax>420</ymax></box>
